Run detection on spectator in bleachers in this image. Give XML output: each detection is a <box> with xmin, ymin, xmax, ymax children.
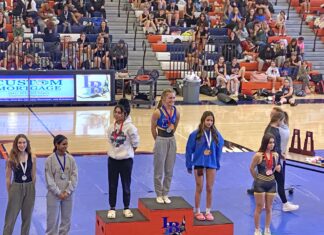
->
<box><xmin>38</xmin><ymin>0</ymin><xmax>56</xmax><ymax>33</ymax></box>
<box><xmin>252</xmin><ymin>22</ymin><xmax>268</xmax><ymax>51</ymax></box>
<box><xmin>228</xmin><ymin>30</ymin><xmax>242</xmax><ymax>55</ymax></box>
<box><xmin>279</xmin><ymin>60</ymin><xmax>295</xmax><ymax>79</ymax></box>
<box><xmin>58</xmin><ymin>5</ymin><xmax>78</xmax><ymax>33</ymax></box>
<box><xmin>44</xmin><ymin>21</ymin><xmax>60</xmax><ymax>42</ymax></box>
<box><xmin>297</xmin><ymin>37</ymin><xmax>304</xmax><ymax>59</ymax></box>
<box><xmin>226</xmin><ymin>58</ymin><xmax>241</xmax><ymax>95</ymax></box>
<box><xmin>299</xmin><ymin>0</ymin><xmax>310</xmax><ymax>14</ymax></box>
<box><xmin>54</xmin><ymin>56</ymin><xmax>74</xmax><ymax>69</ymax></box>
<box><xmin>286</xmin><ymin>38</ymin><xmax>300</xmax><ymax>59</ymax></box>
<box><xmin>215</xmin><ymin>56</ymin><xmax>229</xmax><ymax>90</ymax></box>
<box><xmin>140</xmin><ymin>8</ymin><xmax>157</xmax><ymax>35</ymax></box>
<box><xmin>276</xmin><ymin>10</ymin><xmax>286</xmax><ymax>36</ymax></box>
<box><xmin>228</xmin><ymin>57</ymin><xmax>247</xmax><ymax>82</ymax></box>
<box><xmin>12</xmin><ymin>0</ymin><xmax>27</xmax><ymax>19</ymax></box>
<box><xmin>246</xmin><ymin>0</ymin><xmax>256</xmax><ymax>13</ymax></box>
<box><xmin>254</xmin><ymin>8</ymin><xmax>266</xmax><ymax>22</ymax></box>
<box><xmin>0</xmin><ymin>12</ymin><xmax>7</xmax><ymax>41</ymax></box>
<box><xmin>151</xmin><ymin>0</ymin><xmax>166</xmax><ymax>11</ymax></box>
<box><xmin>213</xmin><ymin>0</ymin><xmax>224</xmax><ymax>15</ymax></box>
<box><xmin>184</xmin><ymin>0</ymin><xmax>196</xmax><ymax>27</ymax></box>
<box><xmin>72</xmin><ymin>0</ymin><xmax>86</xmax><ymax>21</ymax></box>
<box><xmin>226</xmin><ymin>7</ymin><xmax>242</xmax><ymax>30</ymax></box>
<box><xmin>61</xmin><ymin>36</ymin><xmax>76</xmax><ymax>60</ymax></box>
<box><xmin>13</xmin><ymin>20</ymin><xmax>24</xmax><ymax>39</ymax></box>
<box><xmin>22</xmin><ymin>54</ymin><xmax>39</xmax><ymax>70</ymax></box>
<box><xmin>275</xmin><ymin>40</ymin><xmax>287</xmax><ymax>67</ymax></box>
<box><xmin>98</xmin><ymin>20</ymin><xmax>110</xmax><ymax>43</ymax></box>
<box><xmin>289</xmin><ymin>51</ymin><xmax>301</xmax><ymax>77</ymax></box>
<box><xmin>275</xmin><ymin>77</ymin><xmax>296</xmax><ymax>106</ymax></box>
<box><xmin>245</xmin><ymin>8</ymin><xmax>256</xmax><ymax>26</ymax></box>
<box><xmin>87</xmin><ymin>0</ymin><xmax>106</xmax><ymax>19</ymax></box>
<box><xmin>200</xmin><ymin>0</ymin><xmax>211</xmax><ymax>15</ymax></box>
<box><xmin>111</xmin><ymin>39</ymin><xmax>128</xmax><ymax>70</ymax></box>
<box><xmin>265</xmin><ymin>60</ymin><xmax>281</xmax><ymax>92</ymax></box>
<box><xmin>166</xmin><ymin>0</ymin><xmax>179</xmax><ymax>26</ymax></box>
<box><xmin>154</xmin><ymin>9</ymin><xmax>168</xmax><ymax>34</ymax></box>
<box><xmin>65</xmin><ymin>0</ymin><xmax>83</xmax><ymax>22</ymax></box>
<box><xmin>185</xmin><ymin>41</ymin><xmax>200</xmax><ymax>71</ymax></box>
<box><xmin>296</xmin><ymin>60</ymin><xmax>311</xmax><ymax>94</ymax></box>
<box><xmin>139</xmin><ymin>0</ymin><xmax>151</xmax><ymax>10</ymax></box>
<box><xmin>77</xmin><ymin>32</ymin><xmax>91</xmax><ymax>68</ymax></box>
<box><xmin>200</xmin><ymin>70</ymin><xmax>217</xmax><ymax>96</ymax></box>
<box><xmin>25</xmin><ymin>0</ymin><xmax>37</xmax><ymax>18</ymax></box>
<box><xmin>22</xmin><ymin>38</ymin><xmax>39</xmax><ymax>60</ymax></box>
<box><xmin>5</xmin><ymin>36</ymin><xmax>23</xmax><ymax>70</ymax></box>
<box><xmin>257</xmin><ymin>44</ymin><xmax>275</xmax><ymax>72</ymax></box>
<box><xmin>93</xmin><ymin>36</ymin><xmax>110</xmax><ymax>69</ymax></box>
<box><xmin>195</xmin><ymin>13</ymin><xmax>209</xmax><ymax>49</ymax></box>
<box><xmin>255</xmin><ymin>0</ymin><xmax>271</xmax><ymax>19</ymax></box>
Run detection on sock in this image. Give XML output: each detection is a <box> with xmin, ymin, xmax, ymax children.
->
<box><xmin>206</xmin><ymin>208</ymin><xmax>211</xmax><ymax>214</ymax></box>
<box><xmin>195</xmin><ymin>208</ymin><xmax>200</xmax><ymax>214</ymax></box>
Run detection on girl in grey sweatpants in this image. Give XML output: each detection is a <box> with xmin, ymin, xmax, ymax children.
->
<box><xmin>45</xmin><ymin>135</ymin><xmax>78</xmax><ymax>235</ymax></box>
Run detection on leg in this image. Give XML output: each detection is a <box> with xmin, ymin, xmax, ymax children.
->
<box><xmin>254</xmin><ymin>193</ymin><xmax>265</xmax><ymax>231</ymax></box>
<box><xmin>21</xmin><ymin>183</ymin><xmax>36</xmax><ymax>235</ymax></box>
<box><xmin>46</xmin><ymin>192</ymin><xmax>61</xmax><ymax>235</ymax></box>
<box><xmin>194</xmin><ymin>169</ymin><xmax>204</xmax><ymax>210</ymax></box>
<box><xmin>163</xmin><ymin>137</ymin><xmax>177</xmax><ymax>196</ymax></box>
<box><xmin>274</xmin><ymin>170</ymin><xmax>287</xmax><ymax>204</ymax></box>
<box><xmin>120</xmin><ymin>158</ymin><xmax>133</xmax><ymax>209</ymax></box>
<box><xmin>205</xmin><ymin>169</ymin><xmax>216</xmax><ymax>209</ymax></box>
<box><xmin>59</xmin><ymin>196</ymin><xmax>73</xmax><ymax>235</ymax></box>
<box><xmin>153</xmin><ymin>137</ymin><xmax>168</xmax><ymax>197</ymax></box>
<box><xmin>257</xmin><ymin>58</ymin><xmax>265</xmax><ymax>72</ymax></box>
<box><xmin>264</xmin><ymin>193</ymin><xmax>276</xmax><ymax>232</ymax></box>
<box><xmin>108</xmin><ymin>157</ymin><xmax>120</xmax><ymax>209</ymax></box>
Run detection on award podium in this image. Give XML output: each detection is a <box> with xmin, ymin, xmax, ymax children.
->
<box><xmin>96</xmin><ymin>197</ymin><xmax>233</xmax><ymax>235</ymax></box>
<box><xmin>289</xmin><ymin>129</ymin><xmax>315</xmax><ymax>156</ymax></box>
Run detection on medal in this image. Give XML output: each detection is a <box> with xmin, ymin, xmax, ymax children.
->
<box><xmin>20</xmin><ymin>159</ymin><xmax>28</xmax><ymax>182</ymax></box>
<box><xmin>265</xmin><ymin>152</ymin><xmax>273</xmax><ymax>176</ymax></box>
<box><xmin>204</xmin><ymin>130</ymin><xmax>212</xmax><ymax>156</ymax></box>
<box><xmin>166</xmin><ymin>124</ymin><xmax>174</xmax><ymax>133</ymax></box>
<box><xmin>266</xmin><ymin>170</ymin><xmax>272</xmax><ymax>176</ymax></box>
<box><xmin>113</xmin><ymin>121</ymin><xmax>124</xmax><ymax>141</ymax></box>
<box><xmin>204</xmin><ymin>149</ymin><xmax>211</xmax><ymax>156</ymax></box>
<box><xmin>162</xmin><ymin>105</ymin><xmax>175</xmax><ymax>133</ymax></box>
<box><xmin>55</xmin><ymin>152</ymin><xmax>66</xmax><ymax>180</ymax></box>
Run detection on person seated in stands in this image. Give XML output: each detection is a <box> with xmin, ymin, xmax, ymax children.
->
<box><xmin>111</xmin><ymin>39</ymin><xmax>128</xmax><ymax>71</ymax></box>
<box><xmin>228</xmin><ymin>57</ymin><xmax>247</xmax><ymax>82</ymax></box>
<box><xmin>185</xmin><ymin>41</ymin><xmax>200</xmax><ymax>71</ymax></box>
<box><xmin>77</xmin><ymin>32</ymin><xmax>91</xmax><ymax>68</ymax></box>
<box><xmin>257</xmin><ymin>44</ymin><xmax>275</xmax><ymax>72</ymax></box>
<box><xmin>286</xmin><ymin>38</ymin><xmax>300</xmax><ymax>59</ymax></box>
<box><xmin>195</xmin><ymin>13</ymin><xmax>209</xmax><ymax>50</ymax></box>
<box><xmin>265</xmin><ymin>60</ymin><xmax>281</xmax><ymax>93</ymax></box>
<box><xmin>200</xmin><ymin>71</ymin><xmax>218</xmax><ymax>96</ymax></box>
<box><xmin>54</xmin><ymin>57</ymin><xmax>74</xmax><ymax>70</ymax></box>
<box><xmin>0</xmin><ymin>12</ymin><xmax>7</xmax><ymax>41</ymax></box>
<box><xmin>299</xmin><ymin>0</ymin><xmax>310</xmax><ymax>14</ymax></box>
<box><xmin>234</xmin><ymin>21</ymin><xmax>249</xmax><ymax>45</ymax></box>
<box><xmin>246</xmin><ymin>0</ymin><xmax>256</xmax><ymax>13</ymax></box>
<box><xmin>228</xmin><ymin>30</ymin><xmax>242</xmax><ymax>55</ymax></box>
<box><xmin>225</xmin><ymin>57</ymin><xmax>241</xmax><ymax>96</ymax></box>
<box><xmin>25</xmin><ymin>0</ymin><xmax>37</xmax><ymax>19</ymax></box>
<box><xmin>215</xmin><ymin>56</ymin><xmax>229</xmax><ymax>90</ymax></box>
<box><xmin>93</xmin><ymin>36</ymin><xmax>110</xmax><ymax>69</ymax></box>
<box><xmin>23</xmin><ymin>38</ymin><xmax>38</xmax><ymax>58</ymax></box>
<box><xmin>154</xmin><ymin>9</ymin><xmax>168</xmax><ymax>34</ymax></box>
<box><xmin>140</xmin><ymin>8</ymin><xmax>157</xmax><ymax>35</ymax></box>
<box><xmin>66</xmin><ymin>0</ymin><xmax>83</xmax><ymax>23</ymax></box>
<box><xmin>276</xmin><ymin>10</ymin><xmax>286</xmax><ymax>36</ymax></box>
<box><xmin>13</xmin><ymin>20</ymin><xmax>24</xmax><ymax>38</ymax></box>
<box><xmin>252</xmin><ymin>22</ymin><xmax>268</xmax><ymax>52</ymax></box>
<box><xmin>12</xmin><ymin>0</ymin><xmax>26</xmax><ymax>19</ymax></box>
<box><xmin>5</xmin><ymin>36</ymin><xmax>24</xmax><ymax>70</ymax></box>
<box><xmin>139</xmin><ymin>0</ymin><xmax>151</xmax><ymax>10</ymax></box>
<box><xmin>38</xmin><ymin>0</ymin><xmax>56</xmax><ymax>33</ymax></box>
<box><xmin>22</xmin><ymin>54</ymin><xmax>39</xmax><ymax>70</ymax></box>
<box><xmin>255</xmin><ymin>0</ymin><xmax>271</xmax><ymax>19</ymax></box>
<box><xmin>44</xmin><ymin>21</ymin><xmax>60</xmax><ymax>42</ymax></box>
<box><xmin>58</xmin><ymin>4</ymin><xmax>79</xmax><ymax>33</ymax></box>
<box><xmin>61</xmin><ymin>36</ymin><xmax>75</xmax><ymax>60</ymax></box>
<box><xmin>151</xmin><ymin>0</ymin><xmax>166</xmax><ymax>11</ymax></box>
<box><xmin>98</xmin><ymin>20</ymin><xmax>110</xmax><ymax>43</ymax></box>
<box><xmin>166</xmin><ymin>0</ymin><xmax>179</xmax><ymax>26</ymax></box>
<box><xmin>289</xmin><ymin>52</ymin><xmax>301</xmax><ymax>78</ymax></box>
<box><xmin>184</xmin><ymin>0</ymin><xmax>195</xmax><ymax>27</ymax></box>
<box><xmin>297</xmin><ymin>37</ymin><xmax>304</xmax><ymax>60</ymax></box>
<box><xmin>87</xmin><ymin>0</ymin><xmax>106</xmax><ymax>19</ymax></box>
<box><xmin>226</xmin><ymin>6</ymin><xmax>242</xmax><ymax>30</ymax></box>
<box><xmin>200</xmin><ymin>0</ymin><xmax>211</xmax><ymax>15</ymax></box>
<box><xmin>279</xmin><ymin>60</ymin><xmax>295</xmax><ymax>79</ymax></box>
<box><xmin>296</xmin><ymin>60</ymin><xmax>311</xmax><ymax>94</ymax></box>
<box><xmin>275</xmin><ymin>77</ymin><xmax>296</xmax><ymax>106</ymax></box>
<box><xmin>275</xmin><ymin>40</ymin><xmax>287</xmax><ymax>67</ymax></box>
<box><xmin>245</xmin><ymin>8</ymin><xmax>256</xmax><ymax>27</ymax></box>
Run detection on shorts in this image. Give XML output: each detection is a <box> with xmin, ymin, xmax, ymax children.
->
<box><xmin>254</xmin><ymin>174</ymin><xmax>277</xmax><ymax>194</ymax></box>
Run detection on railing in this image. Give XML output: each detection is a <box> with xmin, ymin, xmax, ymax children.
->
<box><xmin>118</xmin><ymin>0</ymin><xmax>121</xmax><ymax>17</ymax></box>
<box><xmin>125</xmin><ymin>6</ymin><xmax>135</xmax><ymax>34</ymax></box>
<box><xmin>287</xmin><ymin>0</ymin><xmax>292</xmax><ymax>20</ymax></box>
<box><xmin>133</xmin><ymin>21</ymin><xmax>138</xmax><ymax>51</ymax></box>
<box><xmin>275</xmin><ymin>0</ymin><xmax>278</xmax><ymax>6</ymax></box>
<box><xmin>313</xmin><ymin>27</ymin><xmax>319</xmax><ymax>52</ymax></box>
<box><xmin>299</xmin><ymin>12</ymin><xmax>306</xmax><ymax>35</ymax></box>
<box><xmin>0</xmin><ymin>41</ymin><xmax>129</xmax><ymax>71</ymax></box>
<box><xmin>142</xmin><ymin>40</ymin><xmax>147</xmax><ymax>69</ymax></box>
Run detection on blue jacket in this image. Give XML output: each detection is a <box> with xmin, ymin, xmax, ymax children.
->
<box><xmin>185</xmin><ymin>129</ymin><xmax>224</xmax><ymax>170</ymax></box>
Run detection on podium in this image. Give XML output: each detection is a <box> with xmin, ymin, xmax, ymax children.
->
<box><xmin>96</xmin><ymin>197</ymin><xmax>233</xmax><ymax>235</ymax></box>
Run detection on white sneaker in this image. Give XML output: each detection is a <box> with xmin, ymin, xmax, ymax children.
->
<box><xmin>254</xmin><ymin>228</ymin><xmax>262</xmax><ymax>235</ymax></box>
<box><xmin>156</xmin><ymin>196</ymin><xmax>164</xmax><ymax>204</ymax></box>
<box><xmin>264</xmin><ymin>228</ymin><xmax>272</xmax><ymax>235</ymax></box>
<box><xmin>162</xmin><ymin>196</ymin><xmax>171</xmax><ymax>204</ymax></box>
<box><xmin>282</xmin><ymin>202</ymin><xmax>299</xmax><ymax>212</ymax></box>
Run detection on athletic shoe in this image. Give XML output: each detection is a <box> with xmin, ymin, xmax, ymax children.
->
<box><xmin>282</xmin><ymin>202</ymin><xmax>299</xmax><ymax>212</ymax></box>
<box><xmin>163</xmin><ymin>196</ymin><xmax>172</xmax><ymax>204</ymax></box>
<box><xmin>253</xmin><ymin>228</ymin><xmax>262</xmax><ymax>235</ymax></box>
<box><xmin>156</xmin><ymin>196</ymin><xmax>164</xmax><ymax>204</ymax></box>
<box><xmin>264</xmin><ymin>228</ymin><xmax>272</xmax><ymax>235</ymax></box>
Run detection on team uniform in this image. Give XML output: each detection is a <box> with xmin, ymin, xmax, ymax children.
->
<box><xmin>254</xmin><ymin>153</ymin><xmax>277</xmax><ymax>195</ymax></box>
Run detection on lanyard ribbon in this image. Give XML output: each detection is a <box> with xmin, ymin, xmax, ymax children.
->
<box><xmin>204</xmin><ymin>130</ymin><xmax>212</xmax><ymax>149</ymax></box>
<box><xmin>55</xmin><ymin>152</ymin><xmax>66</xmax><ymax>173</ymax></box>
<box><xmin>113</xmin><ymin>121</ymin><xmax>124</xmax><ymax>141</ymax></box>
<box><xmin>265</xmin><ymin>152</ymin><xmax>273</xmax><ymax>170</ymax></box>
<box><xmin>20</xmin><ymin>160</ymin><xmax>28</xmax><ymax>176</ymax></box>
<box><xmin>162</xmin><ymin>105</ymin><xmax>174</xmax><ymax>125</ymax></box>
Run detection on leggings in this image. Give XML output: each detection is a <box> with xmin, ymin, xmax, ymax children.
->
<box><xmin>274</xmin><ymin>161</ymin><xmax>287</xmax><ymax>204</ymax></box>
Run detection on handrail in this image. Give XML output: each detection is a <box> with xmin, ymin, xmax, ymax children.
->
<box><xmin>287</xmin><ymin>0</ymin><xmax>292</xmax><ymax>20</ymax></box>
<box><xmin>142</xmin><ymin>40</ymin><xmax>147</xmax><ymax>69</ymax></box>
<box><xmin>275</xmin><ymin>0</ymin><xmax>278</xmax><ymax>6</ymax></box>
<box><xmin>133</xmin><ymin>21</ymin><xmax>138</xmax><ymax>51</ymax></box>
<box><xmin>313</xmin><ymin>27</ymin><xmax>319</xmax><ymax>52</ymax></box>
<box><xmin>299</xmin><ymin>12</ymin><xmax>305</xmax><ymax>35</ymax></box>
<box><xmin>118</xmin><ymin>0</ymin><xmax>121</xmax><ymax>17</ymax></box>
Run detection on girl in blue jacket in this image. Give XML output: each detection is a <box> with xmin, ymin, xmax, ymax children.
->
<box><xmin>185</xmin><ymin>111</ymin><xmax>224</xmax><ymax>221</ymax></box>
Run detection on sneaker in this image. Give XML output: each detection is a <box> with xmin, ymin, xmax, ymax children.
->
<box><xmin>123</xmin><ymin>209</ymin><xmax>134</xmax><ymax>218</ymax></box>
<box><xmin>162</xmin><ymin>196</ymin><xmax>171</xmax><ymax>204</ymax></box>
<box><xmin>254</xmin><ymin>228</ymin><xmax>262</xmax><ymax>235</ymax></box>
<box><xmin>205</xmin><ymin>212</ymin><xmax>214</xmax><ymax>221</ymax></box>
<box><xmin>264</xmin><ymin>228</ymin><xmax>272</xmax><ymax>235</ymax></box>
<box><xmin>282</xmin><ymin>202</ymin><xmax>299</xmax><ymax>212</ymax></box>
<box><xmin>156</xmin><ymin>196</ymin><xmax>164</xmax><ymax>204</ymax></box>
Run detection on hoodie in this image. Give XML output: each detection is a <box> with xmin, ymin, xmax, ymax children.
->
<box><xmin>107</xmin><ymin>116</ymin><xmax>139</xmax><ymax>160</ymax></box>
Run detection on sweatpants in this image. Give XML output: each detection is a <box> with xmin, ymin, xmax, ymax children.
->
<box><xmin>46</xmin><ymin>191</ymin><xmax>73</xmax><ymax>235</ymax></box>
<box><xmin>108</xmin><ymin>157</ymin><xmax>133</xmax><ymax>209</ymax></box>
<box><xmin>153</xmin><ymin>136</ymin><xmax>177</xmax><ymax>197</ymax></box>
<box><xmin>274</xmin><ymin>161</ymin><xmax>287</xmax><ymax>204</ymax></box>
<box><xmin>3</xmin><ymin>182</ymin><xmax>35</xmax><ymax>235</ymax></box>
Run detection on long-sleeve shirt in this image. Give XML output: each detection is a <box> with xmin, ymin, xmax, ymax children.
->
<box><xmin>45</xmin><ymin>152</ymin><xmax>78</xmax><ymax>196</ymax></box>
<box><xmin>185</xmin><ymin>129</ymin><xmax>224</xmax><ymax>170</ymax></box>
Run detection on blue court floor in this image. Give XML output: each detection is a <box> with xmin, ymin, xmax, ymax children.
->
<box><xmin>1</xmin><ymin>152</ymin><xmax>324</xmax><ymax>235</ymax></box>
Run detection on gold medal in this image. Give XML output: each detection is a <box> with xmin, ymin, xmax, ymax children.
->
<box><xmin>204</xmin><ymin>149</ymin><xmax>211</xmax><ymax>156</ymax></box>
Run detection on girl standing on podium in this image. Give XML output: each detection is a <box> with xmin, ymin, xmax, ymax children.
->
<box><xmin>45</xmin><ymin>135</ymin><xmax>78</xmax><ymax>235</ymax></box>
<box><xmin>107</xmin><ymin>102</ymin><xmax>139</xmax><ymax>219</ymax></box>
<box><xmin>151</xmin><ymin>88</ymin><xmax>180</xmax><ymax>204</ymax></box>
<box><xmin>3</xmin><ymin>134</ymin><xmax>36</xmax><ymax>235</ymax></box>
<box><xmin>185</xmin><ymin>111</ymin><xmax>224</xmax><ymax>221</ymax></box>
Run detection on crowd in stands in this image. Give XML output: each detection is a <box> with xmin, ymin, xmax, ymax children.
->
<box><xmin>0</xmin><ymin>0</ymin><xmax>128</xmax><ymax>71</ymax></box>
<box><xmin>135</xmin><ymin>0</ymin><xmax>322</xmax><ymax>99</ymax></box>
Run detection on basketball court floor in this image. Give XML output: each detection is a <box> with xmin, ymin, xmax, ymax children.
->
<box><xmin>0</xmin><ymin>95</ymin><xmax>324</xmax><ymax>235</ymax></box>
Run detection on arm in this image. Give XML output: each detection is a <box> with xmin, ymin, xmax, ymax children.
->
<box><xmin>173</xmin><ymin>108</ymin><xmax>180</xmax><ymax>132</ymax></box>
<box><xmin>185</xmin><ymin>132</ymin><xmax>196</xmax><ymax>173</ymax></box>
<box><xmin>250</xmin><ymin>153</ymin><xmax>261</xmax><ymax>179</ymax></box>
<box><xmin>32</xmin><ymin>155</ymin><xmax>36</xmax><ymax>184</ymax></box>
<box><xmin>274</xmin><ymin>153</ymin><xmax>281</xmax><ymax>172</ymax></box>
<box><xmin>5</xmin><ymin>161</ymin><xmax>12</xmax><ymax>192</ymax></box>
<box><xmin>64</xmin><ymin>157</ymin><xmax>78</xmax><ymax>195</ymax></box>
<box><xmin>45</xmin><ymin>157</ymin><xmax>62</xmax><ymax>196</ymax></box>
<box><xmin>151</xmin><ymin>109</ymin><xmax>160</xmax><ymax>140</ymax></box>
<box><xmin>128</xmin><ymin>124</ymin><xmax>140</xmax><ymax>151</ymax></box>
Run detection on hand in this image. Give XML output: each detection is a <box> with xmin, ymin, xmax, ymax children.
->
<box><xmin>281</xmin><ymin>153</ymin><xmax>286</xmax><ymax>160</ymax></box>
<box><xmin>275</xmin><ymin>164</ymin><xmax>281</xmax><ymax>172</ymax></box>
<box><xmin>187</xmin><ymin>169</ymin><xmax>192</xmax><ymax>174</ymax></box>
<box><xmin>58</xmin><ymin>193</ymin><xmax>65</xmax><ymax>200</ymax></box>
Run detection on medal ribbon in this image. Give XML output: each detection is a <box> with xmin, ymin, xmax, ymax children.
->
<box><xmin>55</xmin><ymin>152</ymin><xmax>66</xmax><ymax>173</ymax></box>
<box><xmin>162</xmin><ymin>105</ymin><xmax>174</xmax><ymax>126</ymax></box>
<box><xmin>113</xmin><ymin>121</ymin><xmax>124</xmax><ymax>141</ymax></box>
<box><xmin>204</xmin><ymin>130</ymin><xmax>212</xmax><ymax>149</ymax></box>
<box><xmin>20</xmin><ymin>160</ymin><xmax>28</xmax><ymax>176</ymax></box>
<box><xmin>265</xmin><ymin>152</ymin><xmax>273</xmax><ymax>171</ymax></box>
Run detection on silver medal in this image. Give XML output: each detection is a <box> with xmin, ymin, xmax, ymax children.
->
<box><xmin>166</xmin><ymin>127</ymin><xmax>172</xmax><ymax>133</ymax></box>
<box><xmin>22</xmin><ymin>175</ymin><xmax>27</xmax><ymax>181</ymax></box>
<box><xmin>61</xmin><ymin>173</ymin><xmax>66</xmax><ymax>180</ymax></box>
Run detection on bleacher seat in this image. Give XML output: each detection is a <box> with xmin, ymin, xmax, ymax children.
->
<box><xmin>209</xmin><ymin>28</ymin><xmax>228</xmax><ymax>36</ymax></box>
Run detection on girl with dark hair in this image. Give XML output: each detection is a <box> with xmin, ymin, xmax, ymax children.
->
<box><xmin>185</xmin><ymin>111</ymin><xmax>224</xmax><ymax>221</ymax></box>
<box><xmin>45</xmin><ymin>134</ymin><xmax>78</xmax><ymax>235</ymax></box>
<box><xmin>151</xmin><ymin>88</ymin><xmax>180</xmax><ymax>204</ymax></box>
<box><xmin>250</xmin><ymin>133</ymin><xmax>281</xmax><ymax>235</ymax></box>
<box><xmin>107</xmin><ymin>104</ymin><xmax>139</xmax><ymax>219</ymax></box>
<box><xmin>3</xmin><ymin>134</ymin><xmax>36</xmax><ymax>235</ymax></box>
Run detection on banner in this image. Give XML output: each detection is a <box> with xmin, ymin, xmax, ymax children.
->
<box><xmin>0</xmin><ymin>75</ymin><xmax>29</xmax><ymax>101</ymax></box>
